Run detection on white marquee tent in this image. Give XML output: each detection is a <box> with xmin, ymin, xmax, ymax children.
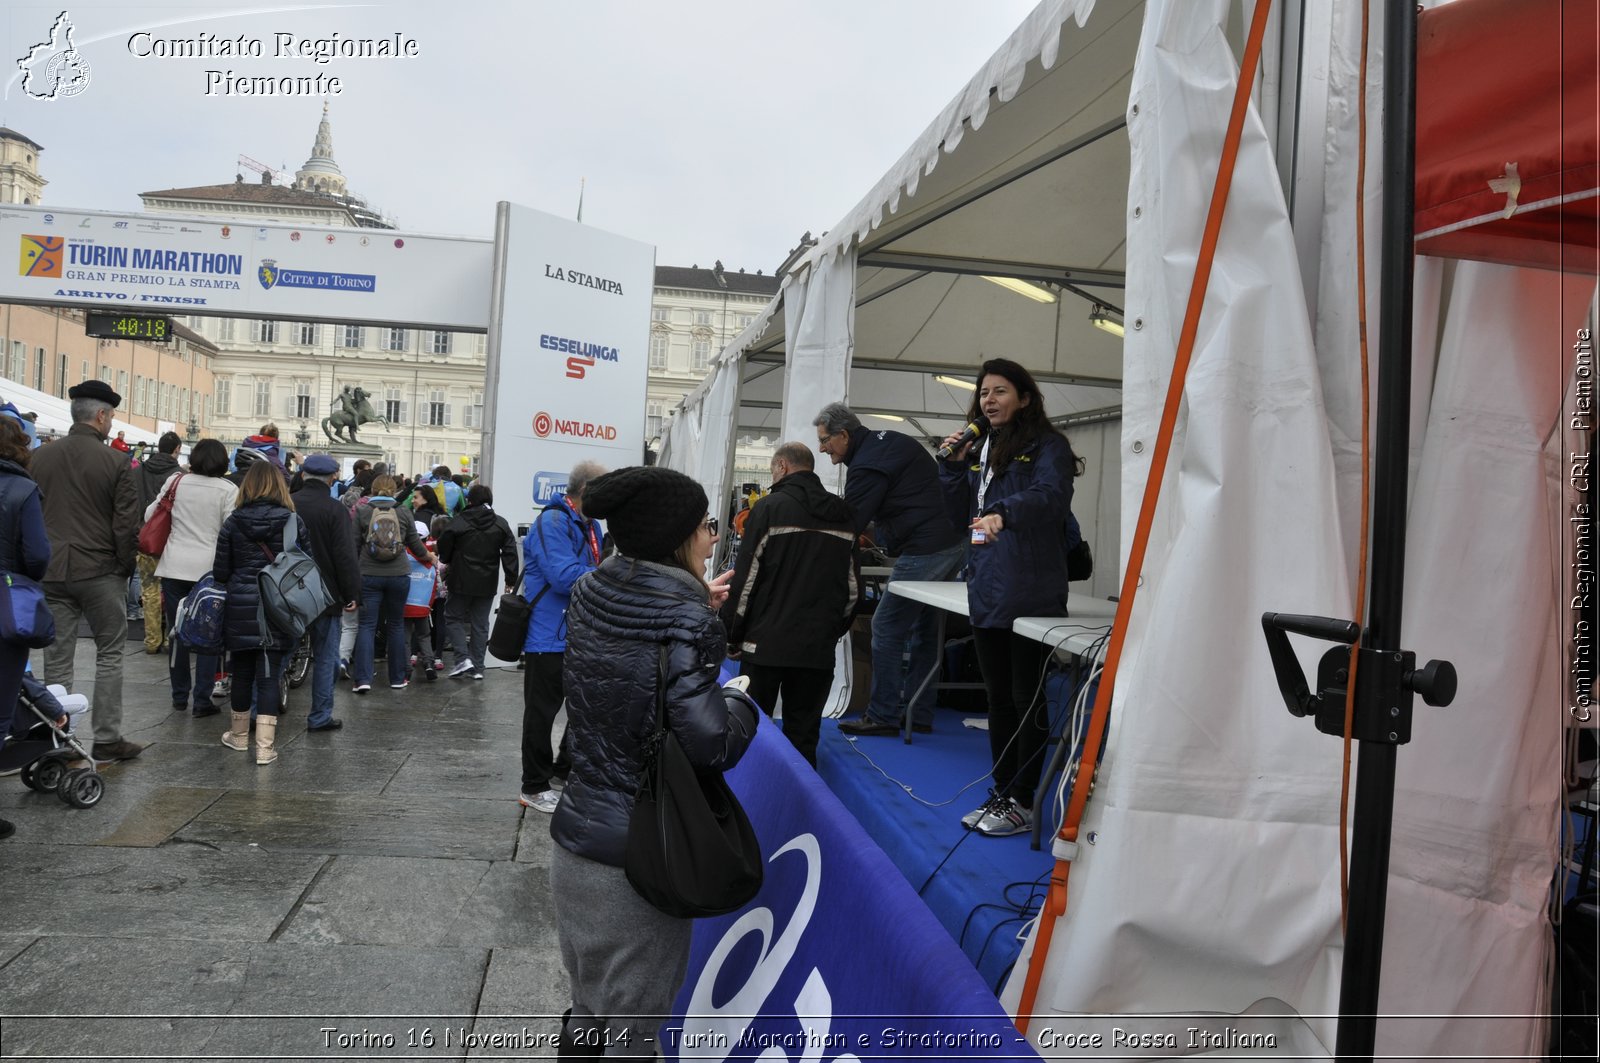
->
<box><xmin>664</xmin><ymin>0</ymin><xmax>1594</xmax><ymax>1058</ymax></box>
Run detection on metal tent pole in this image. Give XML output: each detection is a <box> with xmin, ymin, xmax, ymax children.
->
<box><xmin>1335</xmin><ymin>0</ymin><xmax>1417</xmax><ymax>1057</ymax></box>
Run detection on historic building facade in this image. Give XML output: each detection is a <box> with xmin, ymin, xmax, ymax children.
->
<box><xmin>4</xmin><ymin>113</ymin><xmax>788</xmax><ymax>478</ymax></box>
<box><xmin>0</xmin><ymin>128</ymin><xmax>218</xmax><ymax>439</ymax></box>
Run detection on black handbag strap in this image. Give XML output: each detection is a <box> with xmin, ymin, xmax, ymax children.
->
<box><xmin>639</xmin><ymin>643</ymin><xmax>671</xmax><ymax>771</ymax></box>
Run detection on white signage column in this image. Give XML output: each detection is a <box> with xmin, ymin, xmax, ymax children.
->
<box><xmin>482</xmin><ymin>202</ymin><xmax>654</xmax><ymax>527</ymax></box>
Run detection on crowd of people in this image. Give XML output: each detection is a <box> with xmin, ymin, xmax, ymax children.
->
<box><xmin>0</xmin><ymin>361</ymin><xmax>1081</xmax><ymax>1059</ymax></box>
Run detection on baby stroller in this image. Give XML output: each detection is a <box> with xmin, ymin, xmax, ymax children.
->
<box><xmin>0</xmin><ymin>674</ymin><xmax>103</xmax><ymax>808</ymax></box>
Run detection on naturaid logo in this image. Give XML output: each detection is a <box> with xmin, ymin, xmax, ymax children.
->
<box><xmin>16</xmin><ymin>11</ymin><xmax>92</xmax><ymax>101</ymax></box>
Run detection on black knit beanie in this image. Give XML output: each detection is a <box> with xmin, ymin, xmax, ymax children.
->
<box><xmin>581</xmin><ymin>466</ymin><xmax>708</xmax><ymax>562</ymax></box>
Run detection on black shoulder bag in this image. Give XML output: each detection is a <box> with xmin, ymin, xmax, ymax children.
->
<box><xmin>625</xmin><ymin>645</ymin><xmax>763</xmax><ymax>918</ymax></box>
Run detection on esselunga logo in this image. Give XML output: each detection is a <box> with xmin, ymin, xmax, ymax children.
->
<box><xmin>531</xmin><ymin>412</ymin><xmax>617</xmax><ymax>441</ymax></box>
<box><xmin>539</xmin><ymin>332</ymin><xmax>619</xmax><ymax>380</ymax></box>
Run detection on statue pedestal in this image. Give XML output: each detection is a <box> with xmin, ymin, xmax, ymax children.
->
<box><xmin>326</xmin><ymin>440</ymin><xmax>385</xmax><ymax>474</ymax></box>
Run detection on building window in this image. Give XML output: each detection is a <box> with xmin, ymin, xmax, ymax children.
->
<box><xmin>651</xmin><ymin>306</ymin><xmax>669</xmax><ymax>323</ymax></box>
<box><xmin>34</xmin><ymin>347</ymin><xmax>46</xmax><ymax>390</ymax></box>
<box><xmin>81</xmin><ymin>359</ymin><xmax>89</xmax><ymax>383</ymax></box>
<box><xmin>296</xmin><ymin>322</ymin><xmax>318</xmax><ymax>346</ymax></box>
<box><xmin>465</xmin><ymin>391</ymin><xmax>484</xmax><ymax>429</ymax></box>
<box><xmin>218</xmin><ymin>319</ymin><xmax>235</xmax><ymax>342</ymax></box>
<box><xmin>251</xmin><ymin>320</ymin><xmax>278</xmax><ymax>344</ymax></box>
<box><xmin>473</xmin><ymin>335</ymin><xmax>486</xmax><ymax>356</ymax></box>
<box><xmin>647</xmin><ymin>401</ymin><xmax>663</xmax><ymax>440</ymax></box>
<box><xmin>133</xmin><ymin>375</ymin><xmax>144</xmax><ymax>416</ymax></box>
<box><xmin>650</xmin><ymin>332</ymin><xmax>669</xmax><ymax>370</ymax></box>
<box><xmin>737</xmin><ymin>313</ymin><xmax>755</xmax><ymax>329</ymax></box>
<box><xmin>340</xmin><ymin>324</ymin><xmax>363</xmax><ymax>348</ymax></box>
<box><xmin>387</xmin><ymin>328</ymin><xmax>407</xmax><ymax>352</ymax></box>
<box><xmin>430</xmin><ymin>331</ymin><xmax>451</xmax><ymax>356</ymax></box>
<box><xmin>423</xmin><ymin>452</ymin><xmax>443</xmax><ymax>471</ymax></box>
<box><xmin>56</xmin><ymin>354</ymin><xmax>67</xmax><ymax>398</ymax></box>
<box><xmin>215</xmin><ymin>379</ymin><xmax>231</xmax><ymax>416</ymax></box>
<box><xmin>117</xmin><ymin>370</ymin><xmax>129</xmax><ymax>400</ymax></box>
<box><xmin>254</xmin><ymin>379</ymin><xmax>272</xmax><ymax>417</ymax></box>
<box><xmin>693</xmin><ymin>310</ymin><xmax>712</xmax><ymax>327</ymax></box>
<box><xmin>692</xmin><ymin>338</ymin><xmax>711</xmax><ymax>372</ymax></box>
<box><xmin>100</xmin><ymin>364</ymin><xmax>114</xmax><ymax>385</ymax></box>
<box><xmin>385</xmin><ymin>386</ymin><xmax>405</xmax><ymax>424</ymax></box>
<box><xmin>8</xmin><ymin>341</ymin><xmax>24</xmax><ymax>381</ymax></box>
<box><xmin>294</xmin><ymin>381</ymin><xmax>313</xmax><ymax>420</ymax></box>
<box><xmin>426</xmin><ymin>388</ymin><xmax>450</xmax><ymax>427</ymax></box>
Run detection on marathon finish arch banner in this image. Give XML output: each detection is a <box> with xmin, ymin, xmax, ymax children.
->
<box><xmin>482</xmin><ymin>201</ymin><xmax>653</xmax><ymax>527</ymax></box>
<box><xmin>1</xmin><ymin>203</ymin><xmax>493</xmax><ymax>331</ymax></box>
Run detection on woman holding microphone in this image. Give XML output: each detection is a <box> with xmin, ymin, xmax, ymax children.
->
<box><xmin>939</xmin><ymin>357</ymin><xmax>1080</xmax><ymax>837</ymax></box>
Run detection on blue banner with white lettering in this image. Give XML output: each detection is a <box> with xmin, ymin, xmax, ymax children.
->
<box><xmin>668</xmin><ymin>719</ymin><xmax>1036</xmax><ymax>1062</ymax></box>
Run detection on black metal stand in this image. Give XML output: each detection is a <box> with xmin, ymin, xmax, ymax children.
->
<box><xmin>1258</xmin><ymin>6</ymin><xmax>1466</xmax><ymax>1059</ymax></box>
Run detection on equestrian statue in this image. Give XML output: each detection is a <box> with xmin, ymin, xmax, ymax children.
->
<box><xmin>321</xmin><ymin>385</ymin><xmax>390</xmax><ymax>445</ymax></box>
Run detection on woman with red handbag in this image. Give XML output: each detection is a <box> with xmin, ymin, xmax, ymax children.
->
<box><xmin>146</xmin><ymin>438</ymin><xmax>237</xmax><ymax>716</ymax></box>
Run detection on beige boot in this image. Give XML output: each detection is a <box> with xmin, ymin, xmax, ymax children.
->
<box><xmin>220</xmin><ymin>712</ymin><xmax>249</xmax><ymax>751</ymax></box>
<box><xmin>254</xmin><ymin>715</ymin><xmax>279</xmax><ymax>765</ymax></box>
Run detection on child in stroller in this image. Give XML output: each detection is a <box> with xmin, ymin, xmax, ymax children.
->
<box><xmin>0</xmin><ymin>673</ymin><xmax>104</xmax><ymax>820</ymax></box>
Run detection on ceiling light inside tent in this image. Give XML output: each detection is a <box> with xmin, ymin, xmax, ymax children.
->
<box><xmin>935</xmin><ymin>375</ymin><xmax>976</xmax><ymax>390</ymax></box>
<box><xmin>981</xmin><ymin>275</ymin><xmax>1057</xmax><ymax>303</ymax></box>
<box><xmin>864</xmin><ymin>412</ymin><xmax>905</xmax><ymax>422</ymax></box>
<box><xmin>1090</xmin><ymin>305</ymin><xmax>1125</xmax><ymax>337</ymax></box>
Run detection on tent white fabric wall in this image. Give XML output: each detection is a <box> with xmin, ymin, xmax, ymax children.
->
<box><xmin>1002</xmin><ymin>2</ymin><xmax>1349</xmax><ymax>1048</ymax></box>
<box><xmin>779</xmin><ymin>255</ymin><xmax>856</xmax><ymax>494</ymax></box>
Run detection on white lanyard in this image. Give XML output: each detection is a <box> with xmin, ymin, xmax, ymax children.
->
<box><xmin>976</xmin><ymin>436</ymin><xmax>996</xmax><ymax>514</ymax></box>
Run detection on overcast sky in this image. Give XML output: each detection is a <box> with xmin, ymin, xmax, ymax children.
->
<box><xmin>3</xmin><ymin>0</ymin><xmax>1038</xmax><ymax>272</ymax></box>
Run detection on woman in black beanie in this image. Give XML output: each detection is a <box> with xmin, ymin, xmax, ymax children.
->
<box><xmin>547</xmin><ymin>466</ymin><xmax>757</xmax><ymax>1056</ymax></box>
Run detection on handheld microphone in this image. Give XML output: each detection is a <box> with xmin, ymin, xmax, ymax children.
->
<box><xmin>937</xmin><ymin>419</ymin><xmax>987</xmax><ymax>460</ymax></box>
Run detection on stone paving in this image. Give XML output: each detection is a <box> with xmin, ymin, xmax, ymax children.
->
<box><xmin>1</xmin><ymin>637</ymin><xmax>570</xmax><ymax>1061</ymax></box>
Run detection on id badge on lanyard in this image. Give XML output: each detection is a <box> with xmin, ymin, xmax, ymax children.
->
<box><xmin>973</xmin><ymin>437</ymin><xmax>995</xmax><ymax>545</ymax></box>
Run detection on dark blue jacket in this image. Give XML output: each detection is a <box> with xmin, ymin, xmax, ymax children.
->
<box><xmin>842</xmin><ymin>426</ymin><xmax>964</xmax><ymax>556</ymax></box>
<box><xmin>553</xmin><ymin>556</ymin><xmax>758</xmax><ymax>867</ymax></box>
<box><xmin>522</xmin><ymin>497</ymin><xmax>599</xmax><ymax>653</ymax></box>
<box><xmin>0</xmin><ymin>459</ymin><xmax>49</xmax><ymax>581</ymax></box>
<box><xmin>212</xmin><ymin>500</ymin><xmax>311</xmax><ymax>652</ymax></box>
<box><xmin>939</xmin><ymin>432</ymin><xmax>1077</xmax><ymax>628</ymax></box>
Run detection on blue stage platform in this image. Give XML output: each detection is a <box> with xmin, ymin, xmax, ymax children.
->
<box><xmin>815</xmin><ymin>675</ymin><xmax>1082</xmax><ymax>992</ymax></box>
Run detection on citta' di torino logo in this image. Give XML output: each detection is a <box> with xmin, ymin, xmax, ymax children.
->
<box><xmin>16</xmin><ymin>11</ymin><xmax>92</xmax><ymax>100</ymax></box>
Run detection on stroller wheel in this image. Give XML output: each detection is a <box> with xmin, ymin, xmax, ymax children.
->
<box><xmin>20</xmin><ymin>759</ymin><xmax>43</xmax><ymax>791</ymax></box>
<box><xmin>60</xmin><ymin>768</ymin><xmax>104</xmax><ymax>809</ymax></box>
<box><xmin>33</xmin><ymin>753</ymin><xmax>70</xmax><ymax>793</ymax></box>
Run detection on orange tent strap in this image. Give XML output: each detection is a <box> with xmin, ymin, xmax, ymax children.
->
<box><xmin>1014</xmin><ymin>0</ymin><xmax>1276</xmax><ymax>1035</ymax></box>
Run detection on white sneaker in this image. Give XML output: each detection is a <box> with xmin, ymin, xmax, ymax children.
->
<box><xmin>519</xmin><ymin>789</ymin><xmax>560</xmax><ymax>814</ymax></box>
<box><xmin>432</xmin><ymin>658</ymin><xmax>444</xmax><ymax>672</ymax></box>
<box><xmin>975</xmin><ymin>797</ymin><xmax>1033</xmax><ymax>837</ymax></box>
<box><xmin>961</xmin><ymin>790</ymin><xmax>1001</xmax><ymax>830</ymax></box>
<box><xmin>448</xmin><ymin>660</ymin><xmax>474</xmax><ymax>678</ymax></box>
<box><xmin>472</xmin><ymin>671</ymin><xmax>484</xmax><ymax>681</ymax></box>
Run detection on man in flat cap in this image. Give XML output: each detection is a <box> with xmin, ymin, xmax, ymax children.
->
<box><xmin>32</xmin><ymin>379</ymin><xmax>145</xmax><ymax>762</ymax></box>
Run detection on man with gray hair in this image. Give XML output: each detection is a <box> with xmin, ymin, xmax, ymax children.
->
<box><xmin>32</xmin><ymin>380</ymin><xmax>145</xmax><ymax>761</ymax></box>
<box><xmin>518</xmin><ymin>460</ymin><xmax>606</xmax><ymax>812</ymax></box>
<box><xmin>813</xmin><ymin>401</ymin><xmax>965</xmax><ymax>737</ymax></box>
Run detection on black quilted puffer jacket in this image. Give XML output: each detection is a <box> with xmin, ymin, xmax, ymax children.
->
<box><xmin>552</xmin><ymin>555</ymin><xmax>758</xmax><ymax>867</ymax></box>
<box><xmin>212</xmin><ymin>499</ymin><xmax>310</xmax><ymax>653</ymax></box>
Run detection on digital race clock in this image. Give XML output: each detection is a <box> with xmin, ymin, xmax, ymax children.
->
<box><xmin>84</xmin><ymin>312</ymin><xmax>173</xmax><ymax>342</ymax></box>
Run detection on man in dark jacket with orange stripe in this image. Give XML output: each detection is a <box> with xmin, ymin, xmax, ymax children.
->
<box><xmin>720</xmin><ymin>442</ymin><xmax>859</xmax><ymax>765</ymax></box>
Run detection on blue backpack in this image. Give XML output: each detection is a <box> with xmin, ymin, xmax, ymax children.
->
<box><xmin>174</xmin><ymin>574</ymin><xmax>227</xmax><ymax>655</ymax></box>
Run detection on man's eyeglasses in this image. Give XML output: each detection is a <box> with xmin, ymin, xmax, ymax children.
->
<box><xmin>703</xmin><ymin>517</ymin><xmax>719</xmax><ymax>536</ymax></box>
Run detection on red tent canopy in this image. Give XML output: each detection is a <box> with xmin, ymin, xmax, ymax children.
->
<box><xmin>1415</xmin><ymin>0</ymin><xmax>1598</xmax><ymax>274</ymax></box>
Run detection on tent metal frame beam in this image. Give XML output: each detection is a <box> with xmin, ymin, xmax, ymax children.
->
<box><xmin>857</xmin><ymin>115</ymin><xmax>1129</xmax><ymax>257</ymax></box>
<box><xmin>744</xmin><ymin>351</ymin><xmax>1121</xmax><ymax>390</ymax></box>
<box><xmin>858</xmin><ymin>250</ymin><xmax>1124</xmax><ymax>289</ymax></box>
